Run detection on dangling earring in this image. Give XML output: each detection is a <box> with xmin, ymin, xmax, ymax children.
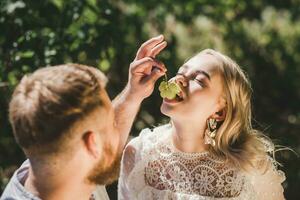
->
<box><xmin>204</xmin><ymin>118</ymin><xmax>218</xmax><ymax>146</ymax></box>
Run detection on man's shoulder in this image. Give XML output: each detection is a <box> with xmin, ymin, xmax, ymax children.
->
<box><xmin>1</xmin><ymin>160</ymin><xmax>39</xmax><ymax>200</ymax></box>
<box><xmin>92</xmin><ymin>185</ymin><xmax>110</xmax><ymax>200</ymax></box>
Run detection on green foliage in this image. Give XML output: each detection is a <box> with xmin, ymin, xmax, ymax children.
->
<box><xmin>0</xmin><ymin>0</ymin><xmax>299</xmax><ymax>199</ymax></box>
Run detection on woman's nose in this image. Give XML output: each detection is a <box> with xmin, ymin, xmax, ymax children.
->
<box><xmin>173</xmin><ymin>75</ymin><xmax>187</xmax><ymax>87</ymax></box>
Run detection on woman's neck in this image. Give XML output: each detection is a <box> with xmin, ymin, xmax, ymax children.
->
<box><xmin>171</xmin><ymin>118</ymin><xmax>209</xmax><ymax>153</ymax></box>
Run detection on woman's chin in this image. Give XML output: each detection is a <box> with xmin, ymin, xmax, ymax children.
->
<box><xmin>160</xmin><ymin>100</ymin><xmax>178</xmax><ymax>117</ymax></box>
<box><xmin>160</xmin><ymin>105</ymin><xmax>169</xmax><ymax>116</ymax></box>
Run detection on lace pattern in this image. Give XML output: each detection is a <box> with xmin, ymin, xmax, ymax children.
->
<box><xmin>118</xmin><ymin>124</ymin><xmax>286</xmax><ymax>200</ymax></box>
<box><xmin>144</xmin><ymin>143</ymin><xmax>245</xmax><ymax>198</ymax></box>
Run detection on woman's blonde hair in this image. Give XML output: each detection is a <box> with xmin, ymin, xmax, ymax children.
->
<box><xmin>199</xmin><ymin>49</ymin><xmax>274</xmax><ymax>172</ymax></box>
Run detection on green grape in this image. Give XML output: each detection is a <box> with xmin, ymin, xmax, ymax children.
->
<box><xmin>169</xmin><ymin>82</ymin><xmax>181</xmax><ymax>94</ymax></box>
<box><xmin>166</xmin><ymin>89</ymin><xmax>176</xmax><ymax>99</ymax></box>
<box><xmin>160</xmin><ymin>90</ymin><xmax>167</xmax><ymax>98</ymax></box>
<box><xmin>158</xmin><ymin>81</ymin><xmax>168</xmax><ymax>92</ymax></box>
<box><xmin>158</xmin><ymin>77</ymin><xmax>181</xmax><ymax>99</ymax></box>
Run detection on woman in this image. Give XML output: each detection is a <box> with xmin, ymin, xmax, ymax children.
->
<box><xmin>118</xmin><ymin>49</ymin><xmax>285</xmax><ymax>200</ymax></box>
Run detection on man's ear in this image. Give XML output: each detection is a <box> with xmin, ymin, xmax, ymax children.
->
<box><xmin>82</xmin><ymin>131</ymin><xmax>101</xmax><ymax>159</ymax></box>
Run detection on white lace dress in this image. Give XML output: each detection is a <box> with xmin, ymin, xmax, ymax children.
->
<box><xmin>118</xmin><ymin>124</ymin><xmax>286</xmax><ymax>200</ymax></box>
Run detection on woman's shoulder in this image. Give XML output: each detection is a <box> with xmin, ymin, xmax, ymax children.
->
<box><xmin>256</xmin><ymin>138</ymin><xmax>285</xmax><ymax>181</ymax></box>
<box><xmin>245</xmin><ymin>152</ymin><xmax>286</xmax><ymax>184</ymax></box>
<box><xmin>263</xmin><ymin>155</ymin><xmax>285</xmax><ymax>181</ymax></box>
<box><xmin>120</xmin><ymin>124</ymin><xmax>172</xmax><ymax>182</ymax></box>
<box><xmin>122</xmin><ymin>123</ymin><xmax>172</xmax><ymax>165</ymax></box>
<box><xmin>126</xmin><ymin>123</ymin><xmax>172</xmax><ymax>148</ymax></box>
<box><xmin>243</xmin><ymin>153</ymin><xmax>286</xmax><ymax>200</ymax></box>
<box><xmin>142</xmin><ymin>123</ymin><xmax>172</xmax><ymax>138</ymax></box>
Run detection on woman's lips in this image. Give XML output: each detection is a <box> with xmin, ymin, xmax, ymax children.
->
<box><xmin>163</xmin><ymin>96</ymin><xmax>183</xmax><ymax>104</ymax></box>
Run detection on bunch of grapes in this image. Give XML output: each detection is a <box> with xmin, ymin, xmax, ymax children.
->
<box><xmin>158</xmin><ymin>74</ymin><xmax>181</xmax><ymax>99</ymax></box>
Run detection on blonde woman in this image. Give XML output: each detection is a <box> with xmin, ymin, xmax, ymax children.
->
<box><xmin>118</xmin><ymin>49</ymin><xmax>286</xmax><ymax>200</ymax></box>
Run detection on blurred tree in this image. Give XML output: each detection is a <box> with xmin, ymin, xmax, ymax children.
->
<box><xmin>0</xmin><ymin>0</ymin><xmax>299</xmax><ymax>199</ymax></box>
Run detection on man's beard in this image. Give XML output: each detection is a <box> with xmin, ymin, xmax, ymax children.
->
<box><xmin>87</xmin><ymin>143</ymin><xmax>121</xmax><ymax>185</ymax></box>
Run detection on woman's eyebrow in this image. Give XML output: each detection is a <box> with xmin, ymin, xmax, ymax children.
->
<box><xmin>180</xmin><ymin>65</ymin><xmax>188</xmax><ymax>70</ymax></box>
<box><xmin>178</xmin><ymin>65</ymin><xmax>188</xmax><ymax>72</ymax></box>
<box><xmin>179</xmin><ymin>65</ymin><xmax>211</xmax><ymax>80</ymax></box>
<box><xmin>194</xmin><ymin>70</ymin><xmax>211</xmax><ymax>81</ymax></box>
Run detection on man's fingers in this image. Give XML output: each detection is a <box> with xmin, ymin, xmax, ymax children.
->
<box><xmin>135</xmin><ymin>35</ymin><xmax>164</xmax><ymax>60</ymax></box>
<box><xmin>150</xmin><ymin>41</ymin><xmax>167</xmax><ymax>57</ymax></box>
<box><xmin>131</xmin><ymin>57</ymin><xmax>166</xmax><ymax>74</ymax></box>
<box><xmin>131</xmin><ymin>57</ymin><xmax>155</xmax><ymax>71</ymax></box>
<box><xmin>150</xmin><ymin>57</ymin><xmax>167</xmax><ymax>73</ymax></box>
<box><xmin>146</xmin><ymin>68</ymin><xmax>165</xmax><ymax>83</ymax></box>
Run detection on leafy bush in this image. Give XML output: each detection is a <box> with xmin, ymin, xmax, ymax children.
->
<box><xmin>1</xmin><ymin>0</ymin><xmax>299</xmax><ymax>199</ymax></box>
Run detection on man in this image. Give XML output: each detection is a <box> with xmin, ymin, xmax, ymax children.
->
<box><xmin>1</xmin><ymin>35</ymin><xmax>167</xmax><ymax>200</ymax></box>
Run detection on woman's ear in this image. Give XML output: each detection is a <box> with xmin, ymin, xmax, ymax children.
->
<box><xmin>212</xmin><ymin>109</ymin><xmax>226</xmax><ymax>122</ymax></box>
<box><xmin>212</xmin><ymin>97</ymin><xmax>227</xmax><ymax>121</ymax></box>
<box><xmin>82</xmin><ymin>131</ymin><xmax>101</xmax><ymax>159</ymax></box>
<box><xmin>211</xmin><ymin>108</ymin><xmax>226</xmax><ymax>122</ymax></box>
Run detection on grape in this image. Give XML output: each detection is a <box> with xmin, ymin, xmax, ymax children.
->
<box><xmin>158</xmin><ymin>81</ymin><xmax>168</xmax><ymax>91</ymax></box>
<box><xmin>158</xmin><ymin>80</ymin><xmax>181</xmax><ymax>99</ymax></box>
<box><xmin>169</xmin><ymin>82</ymin><xmax>181</xmax><ymax>94</ymax></box>
<box><xmin>167</xmin><ymin>90</ymin><xmax>177</xmax><ymax>99</ymax></box>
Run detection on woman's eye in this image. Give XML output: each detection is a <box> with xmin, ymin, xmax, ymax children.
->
<box><xmin>194</xmin><ymin>78</ymin><xmax>205</xmax><ymax>87</ymax></box>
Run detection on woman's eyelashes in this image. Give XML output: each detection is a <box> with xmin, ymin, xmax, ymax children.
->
<box><xmin>193</xmin><ymin>78</ymin><xmax>206</xmax><ymax>87</ymax></box>
<box><xmin>193</xmin><ymin>78</ymin><xmax>204</xmax><ymax>87</ymax></box>
<box><xmin>176</xmin><ymin>72</ymin><xmax>206</xmax><ymax>87</ymax></box>
<box><xmin>191</xmin><ymin>73</ymin><xmax>207</xmax><ymax>87</ymax></box>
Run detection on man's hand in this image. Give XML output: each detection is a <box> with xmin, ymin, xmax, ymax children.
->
<box><xmin>112</xmin><ymin>35</ymin><xmax>167</xmax><ymax>152</ymax></box>
<box><xmin>127</xmin><ymin>35</ymin><xmax>167</xmax><ymax>101</ymax></box>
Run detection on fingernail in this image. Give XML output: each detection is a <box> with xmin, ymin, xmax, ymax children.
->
<box><xmin>157</xmin><ymin>34</ymin><xmax>163</xmax><ymax>39</ymax></box>
<box><xmin>152</xmin><ymin>67</ymin><xmax>160</xmax><ymax>73</ymax></box>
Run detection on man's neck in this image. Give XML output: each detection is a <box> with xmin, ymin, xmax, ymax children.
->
<box><xmin>24</xmin><ymin>157</ymin><xmax>94</xmax><ymax>200</ymax></box>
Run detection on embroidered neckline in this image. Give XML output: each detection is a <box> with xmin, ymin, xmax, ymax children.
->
<box><xmin>168</xmin><ymin>139</ymin><xmax>210</xmax><ymax>157</ymax></box>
